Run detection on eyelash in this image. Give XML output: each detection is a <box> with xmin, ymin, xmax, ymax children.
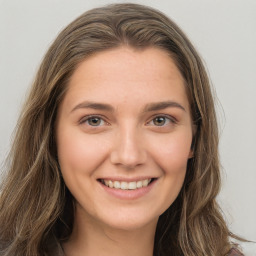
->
<box><xmin>79</xmin><ymin>115</ymin><xmax>109</xmax><ymax>127</ymax></box>
<box><xmin>79</xmin><ymin>114</ymin><xmax>176</xmax><ymax>128</ymax></box>
<box><xmin>147</xmin><ymin>114</ymin><xmax>177</xmax><ymax>127</ymax></box>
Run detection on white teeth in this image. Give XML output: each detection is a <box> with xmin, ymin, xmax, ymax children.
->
<box><xmin>114</xmin><ymin>181</ymin><xmax>121</xmax><ymax>189</ymax></box>
<box><xmin>136</xmin><ymin>181</ymin><xmax>143</xmax><ymax>188</ymax></box>
<box><xmin>108</xmin><ymin>180</ymin><xmax>114</xmax><ymax>188</ymax></box>
<box><xmin>142</xmin><ymin>179</ymin><xmax>149</xmax><ymax>187</ymax></box>
<box><xmin>102</xmin><ymin>179</ymin><xmax>152</xmax><ymax>190</ymax></box>
<box><xmin>128</xmin><ymin>181</ymin><xmax>137</xmax><ymax>190</ymax></box>
<box><xmin>120</xmin><ymin>181</ymin><xmax>128</xmax><ymax>190</ymax></box>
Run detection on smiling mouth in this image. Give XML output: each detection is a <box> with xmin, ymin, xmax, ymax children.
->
<box><xmin>98</xmin><ymin>178</ymin><xmax>156</xmax><ymax>190</ymax></box>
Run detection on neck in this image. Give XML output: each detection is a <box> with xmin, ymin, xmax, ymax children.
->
<box><xmin>62</xmin><ymin>206</ymin><xmax>157</xmax><ymax>256</ymax></box>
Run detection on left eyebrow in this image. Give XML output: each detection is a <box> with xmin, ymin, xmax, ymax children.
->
<box><xmin>142</xmin><ymin>101</ymin><xmax>186</xmax><ymax>112</ymax></box>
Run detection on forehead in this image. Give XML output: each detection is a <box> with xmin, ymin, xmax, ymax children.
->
<box><xmin>61</xmin><ymin>46</ymin><xmax>189</xmax><ymax>112</ymax></box>
<box><xmin>70</xmin><ymin>46</ymin><xmax>183</xmax><ymax>84</ymax></box>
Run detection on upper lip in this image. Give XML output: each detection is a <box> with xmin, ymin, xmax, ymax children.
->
<box><xmin>97</xmin><ymin>176</ymin><xmax>157</xmax><ymax>182</ymax></box>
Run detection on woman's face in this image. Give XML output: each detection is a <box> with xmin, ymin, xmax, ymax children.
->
<box><xmin>56</xmin><ymin>47</ymin><xmax>193</xmax><ymax>231</ymax></box>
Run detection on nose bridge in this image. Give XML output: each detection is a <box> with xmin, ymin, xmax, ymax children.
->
<box><xmin>110</xmin><ymin>121</ymin><xmax>147</xmax><ymax>168</ymax></box>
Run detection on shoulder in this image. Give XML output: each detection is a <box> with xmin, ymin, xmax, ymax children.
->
<box><xmin>238</xmin><ymin>242</ymin><xmax>256</xmax><ymax>256</ymax></box>
<box><xmin>228</xmin><ymin>248</ymin><xmax>244</xmax><ymax>256</ymax></box>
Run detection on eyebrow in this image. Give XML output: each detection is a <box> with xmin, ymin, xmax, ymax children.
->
<box><xmin>71</xmin><ymin>102</ymin><xmax>114</xmax><ymax>113</ymax></box>
<box><xmin>71</xmin><ymin>100</ymin><xmax>186</xmax><ymax>113</ymax></box>
<box><xmin>143</xmin><ymin>101</ymin><xmax>186</xmax><ymax>112</ymax></box>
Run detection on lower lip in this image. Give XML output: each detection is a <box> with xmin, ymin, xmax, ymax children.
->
<box><xmin>98</xmin><ymin>179</ymin><xmax>157</xmax><ymax>200</ymax></box>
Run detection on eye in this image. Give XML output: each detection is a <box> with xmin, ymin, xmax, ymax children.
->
<box><xmin>147</xmin><ymin>115</ymin><xmax>175</xmax><ymax>127</ymax></box>
<box><xmin>152</xmin><ymin>116</ymin><xmax>167</xmax><ymax>126</ymax></box>
<box><xmin>80</xmin><ymin>116</ymin><xmax>106</xmax><ymax>127</ymax></box>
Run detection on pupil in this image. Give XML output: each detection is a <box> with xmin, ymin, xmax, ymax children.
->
<box><xmin>154</xmin><ymin>117</ymin><xmax>165</xmax><ymax>126</ymax></box>
<box><xmin>89</xmin><ymin>118</ymin><xmax>100</xmax><ymax>126</ymax></box>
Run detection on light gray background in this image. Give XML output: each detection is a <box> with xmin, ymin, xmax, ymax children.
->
<box><xmin>0</xmin><ymin>0</ymin><xmax>255</xmax><ymax>253</ymax></box>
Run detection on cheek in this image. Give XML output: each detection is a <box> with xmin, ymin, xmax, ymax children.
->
<box><xmin>150</xmin><ymin>132</ymin><xmax>192</xmax><ymax>211</ymax></box>
<box><xmin>56</xmin><ymin>128</ymin><xmax>109</xmax><ymax>178</ymax></box>
<box><xmin>149</xmin><ymin>130</ymin><xmax>192</xmax><ymax>173</ymax></box>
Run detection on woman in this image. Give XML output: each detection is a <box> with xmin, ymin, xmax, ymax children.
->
<box><xmin>0</xmin><ymin>3</ymin><xmax>244</xmax><ymax>256</ymax></box>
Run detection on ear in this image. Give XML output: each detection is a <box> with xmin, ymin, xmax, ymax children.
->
<box><xmin>188</xmin><ymin>149</ymin><xmax>194</xmax><ymax>159</ymax></box>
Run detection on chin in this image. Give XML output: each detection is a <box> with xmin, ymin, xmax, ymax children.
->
<box><xmin>92</xmin><ymin>205</ymin><xmax>161</xmax><ymax>232</ymax></box>
<box><xmin>103</xmin><ymin>215</ymin><xmax>158</xmax><ymax>232</ymax></box>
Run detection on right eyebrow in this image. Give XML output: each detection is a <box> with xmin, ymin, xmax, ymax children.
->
<box><xmin>70</xmin><ymin>101</ymin><xmax>114</xmax><ymax>113</ymax></box>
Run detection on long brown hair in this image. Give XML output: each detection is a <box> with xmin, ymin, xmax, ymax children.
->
<box><xmin>0</xmin><ymin>3</ymin><xmax>240</xmax><ymax>255</ymax></box>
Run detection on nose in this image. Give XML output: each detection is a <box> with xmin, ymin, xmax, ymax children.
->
<box><xmin>110</xmin><ymin>125</ymin><xmax>147</xmax><ymax>169</ymax></box>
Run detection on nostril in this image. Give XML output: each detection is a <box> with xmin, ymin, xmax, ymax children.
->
<box><xmin>110</xmin><ymin>137</ymin><xmax>147</xmax><ymax>168</ymax></box>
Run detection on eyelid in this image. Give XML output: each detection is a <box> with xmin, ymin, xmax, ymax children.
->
<box><xmin>146</xmin><ymin>114</ymin><xmax>177</xmax><ymax>125</ymax></box>
<box><xmin>78</xmin><ymin>114</ymin><xmax>177</xmax><ymax>127</ymax></box>
<box><xmin>79</xmin><ymin>114</ymin><xmax>109</xmax><ymax>126</ymax></box>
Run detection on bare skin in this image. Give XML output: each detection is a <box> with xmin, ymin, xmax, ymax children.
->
<box><xmin>62</xmin><ymin>206</ymin><xmax>157</xmax><ymax>256</ymax></box>
<box><xmin>56</xmin><ymin>47</ymin><xmax>193</xmax><ymax>256</ymax></box>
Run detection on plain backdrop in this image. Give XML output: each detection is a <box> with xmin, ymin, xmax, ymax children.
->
<box><xmin>0</xmin><ymin>0</ymin><xmax>255</xmax><ymax>254</ymax></box>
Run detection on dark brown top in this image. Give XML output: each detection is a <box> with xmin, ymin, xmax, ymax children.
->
<box><xmin>52</xmin><ymin>246</ymin><xmax>244</xmax><ymax>256</ymax></box>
